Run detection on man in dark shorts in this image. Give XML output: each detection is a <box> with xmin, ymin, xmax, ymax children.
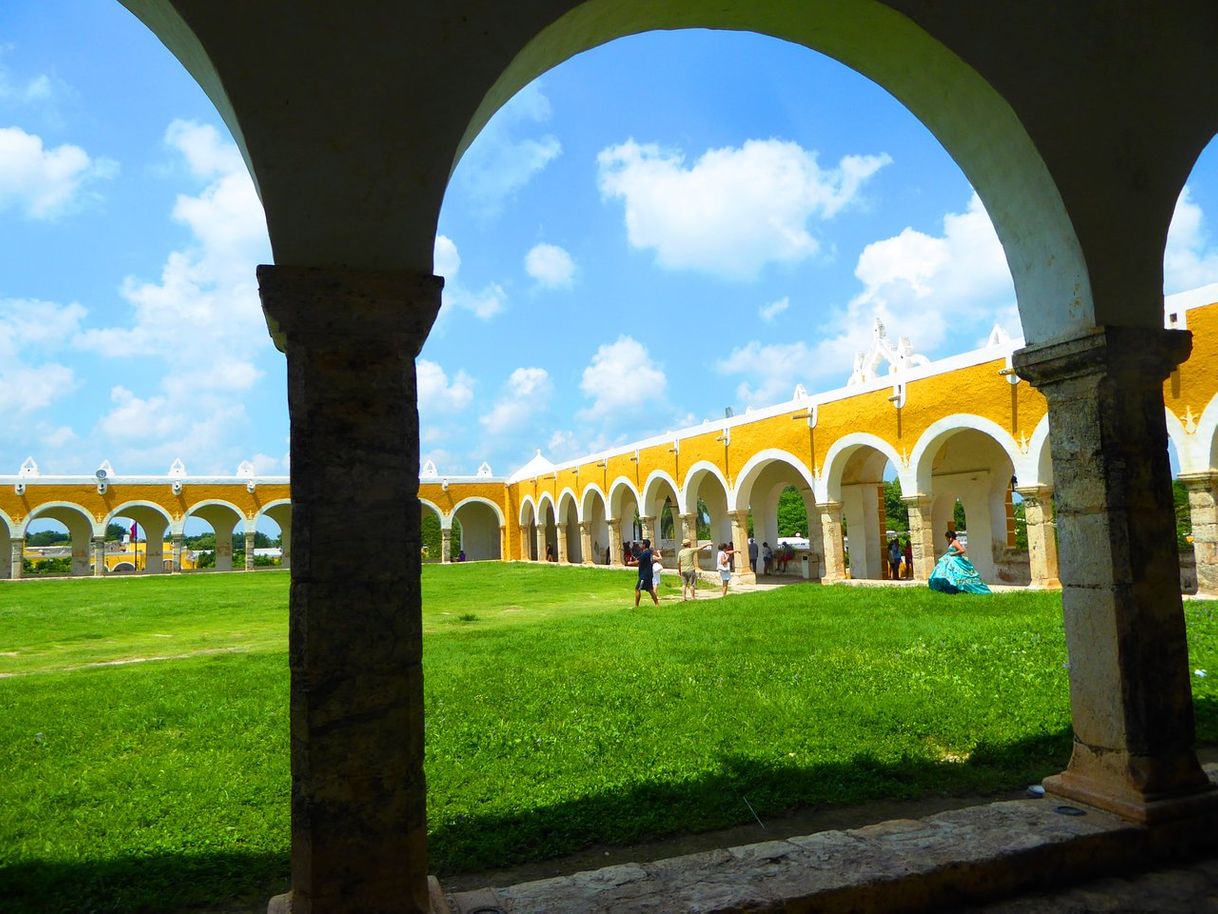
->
<box><xmin>634</xmin><ymin>538</ymin><xmax>659</xmax><ymax>607</ymax></box>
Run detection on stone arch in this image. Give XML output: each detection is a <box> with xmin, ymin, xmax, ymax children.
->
<box><xmin>536</xmin><ymin>492</ymin><xmax>558</xmax><ymax>561</ymax></box>
<box><xmin>819</xmin><ymin>433</ymin><xmax>904</xmax><ymax>505</ymax></box>
<box><xmin>1178</xmin><ymin>393</ymin><xmax>1218</xmax><ymax>475</ymax></box>
<box><xmin>580</xmin><ymin>484</ymin><xmax>610</xmax><ymax>564</ymax></box>
<box><xmin>818</xmin><ymin>435</ymin><xmax>903</xmax><ymax>581</ymax></box>
<box><xmin>106</xmin><ymin>500</ymin><xmax>175</xmax><ymax>575</ymax></box>
<box><xmin>1021</xmin><ymin>414</ymin><xmax>1054</xmax><ymax>488</ymax></box>
<box><xmin>518</xmin><ymin>494</ymin><xmax>538</xmax><ymax>526</ymax></box>
<box><xmin>183</xmin><ymin>499</ymin><xmax>246</xmax><ymax>573</ymax></box>
<box><xmin>518</xmin><ymin>495</ymin><xmax>539</xmax><ymax>561</ymax></box>
<box><xmin>257</xmin><ymin>498</ymin><xmax>293</xmax><ymax>570</ymax></box>
<box><xmin>641</xmin><ymin>470</ymin><xmax>681</xmax><ymax>546</ymax></box>
<box><xmin>23</xmin><ymin>501</ymin><xmax>97</xmax><ymax>576</ymax></box>
<box><xmin>732</xmin><ymin>449</ymin><xmax>821</xmax><ymax>579</ymax></box>
<box><xmin>606</xmin><ymin>477</ymin><xmax>642</xmax><ymax>525</ymax></box>
<box><xmin>556</xmin><ymin>488</ymin><xmax>581</xmax><ymax>563</ymax></box>
<box><xmin>910</xmin><ymin>415</ymin><xmax>1022</xmax><ymax>495</ymax></box>
<box><xmin>912</xmin><ymin>420</ymin><xmax>1021</xmax><ymax>583</ymax></box>
<box><xmin>455</xmin><ymin>2</ymin><xmax>1091</xmax><ymax>344</ymax></box>
<box><xmin>682</xmin><ymin>460</ymin><xmax>732</xmax><ymax>552</ymax></box>
<box><xmin>452</xmin><ymin>496</ymin><xmax>504</xmax><ymax>561</ymax></box>
<box><xmin>0</xmin><ymin>506</ymin><xmax>13</xmax><ymax>579</ymax></box>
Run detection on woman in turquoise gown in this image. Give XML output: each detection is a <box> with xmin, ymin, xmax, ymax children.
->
<box><xmin>928</xmin><ymin>530</ymin><xmax>991</xmax><ymax>594</ymax></box>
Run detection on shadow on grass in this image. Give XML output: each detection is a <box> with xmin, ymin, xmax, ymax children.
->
<box><xmin>0</xmin><ymin>850</ymin><xmax>288</xmax><ymax>914</ymax></box>
<box><xmin>12</xmin><ymin>695</ymin><xmax>1218</xmax><ymax>913</ymax></box>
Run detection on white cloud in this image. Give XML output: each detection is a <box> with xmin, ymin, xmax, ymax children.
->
<box><xmin>481</xmin><ymin>367</ymin><xmax>552</xmax><ymax>434</ymax></box>
<box><xmin>418</xmin><ymin>359</ymin><xmax>475</xmax><ymax>414</ymax></box>
<box><xmin>717</xmin><ymin>193</ymin><xmax>1017</xmax><ymax>406</ymax></box>
<box><xmin>433</xmin><ymin>233</ymin><xmax>507</xmax><ymax>321</ymax></box>
<box><xmin>525</xmin><ymin>243</ymin><xmax>576</xmax><ymax>288</ymax></box>
<box><xmin>0</xmin><ymin>298</ymin><xmax>85</xmax><ymax>417</ymax></box>
<box><xmin>597</xmin><ymin>137</ymin><xmax>890</xmax><ymax>279</ymax></box>
<box><xmin>759</xmin><ymin>296</ymin><xmax>790</xmax><ymax>323</ymax></box>
<box><xmin>578</xmin><ymin>336</ymin><xmax>667</xmax><ymax>421</ymax></box>
<box><xmin>455</xmin><ymin>82</ymin><xmax>561</xmax><ymax>217</ymax></box>
<box><xmin>0</xmin><ymin>126</ymin><xmax>117</xmax><ymax>219</ymax></box>
<box><xmin>1166</xmin><ymin>185</ymin><xmax>1218</xmax><ymax>294</ymax></box>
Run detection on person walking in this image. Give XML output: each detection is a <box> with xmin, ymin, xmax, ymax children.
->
<box><xmin>887</xmin><ymin>538</ymin><xmax>902</xmax><ymax>580</ymax></box>
<box><xmin>761</xmin><ymin>541</ymin><xmax>773</xmax><ymax>576</ymax></box>
<box><xmin>634</xmin><ymin>538</ymin><xmax>659</xmax><ymax>607</ymax></box>
<box><xmin>716</xmin><ymin>542</ymin><xmax>735</xmax><ymax>596</ymax></box>
<box><xmin>747</xmin><ymin>536</ymin><xmax>759</xmax><ymax>575</ymax></box>
<box><xmin>677</xmin><ymin>538</ymin><xmax>709</xmax><ymax>600</ymax></box>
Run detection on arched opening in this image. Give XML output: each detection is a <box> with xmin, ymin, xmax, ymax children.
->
<box><xmin>452</xmin><ymin>498</ymin><xmax>503</xmax><ymax>561</ymax></box>
<box><xmin>581</xmin><ymin>487</ymin><xmax>610</xmax><ymax>565</ymax></box>
<box><xmin>182</xmin><ymin>502</ymin><xmax>244</xmax><ymax>573</ymax></box>
<box><xmin>556</xmin><ymin>491</ymin><xmax>581</xmax><ymax>564</ymax></box>
<box><xmin>642</xmin><ymin>472</ymin><xmax>681</xmax><ymax>564</ymax></box>
<box><xmin>0</xmin><ymin>510</ymin><xmax>12</xmax><ymax>580</ymax></box>
<box><xmin>420</xmin><ymin>500</ymin><xmax>447</xmax><ymax>563</ymax></box>
<box><xmin>823</xmin><ymin>439</ymin><xmax>904</xmax><ymax>582</ymax></box>
<box><xmin>733</xmin><ymin>452</ymin><xmax>820</xmax><ymax>580</ymax></box>
<box><xmin>916</xmin><ymin>426</ymin><xmax>1019</xmax><ymax>585</ymax></box>
<box><xmin>519</xmin><ymin>499</ymin><xmax>539</xmax><ymax>561</ymax></box>
<box><xmin>106</xmin><ymin>503</ymin><xmax>173</xmax><ymax>574</ymax></box>
<box><xmin>257</xmin><ymin>501</ymin><xmax>293</xmax><ymax>570</ymax></box>
<box><xmin>538</xmin><ymin>495</ymin><xmax>558</xmax><ymax>562</ymax></box>
<box><xmin>608</xmin><ymin>479</ymin><xmax>643</xmax><ymax>564</ymax></box>
<box><xmin>23</xmin><ymin>504</ymin><xmax>94</xmax><ymax>577</ymax></box>
<box><xmin>683</xmin><ymin>465</ymin><xmax>731</xmax><ymax>571</ymax></box>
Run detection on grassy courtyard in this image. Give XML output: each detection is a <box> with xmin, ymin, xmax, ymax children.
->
<box><xmin>2</xmin><ymin>566</ymin><xmax>1218</xmax><ymax>912</ymax></box>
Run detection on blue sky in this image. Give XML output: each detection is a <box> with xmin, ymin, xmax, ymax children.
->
<box><xmin>3</xmin><ymin>2</ymin><xmax>1217</xmax><ymax>480</ymax></box>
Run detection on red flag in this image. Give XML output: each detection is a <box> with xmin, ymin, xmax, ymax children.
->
<box><xmin>130</xmin><ymin>522</ymin><xmax>138</xmax><ymax>542</ymax></box>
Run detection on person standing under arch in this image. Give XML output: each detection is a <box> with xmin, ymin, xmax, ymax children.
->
<box><xmin>634</xmin><ymin>538</ymin><xmax>659</xmax><ymax>607</ymax></box>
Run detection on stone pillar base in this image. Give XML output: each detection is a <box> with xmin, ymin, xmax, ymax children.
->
<box><xmin>270</xmin><ymin>877</ymin><xmax>451</xmax><ymax>914</ymax></box>
<box><xmin>1045</xmin><ymin>768</ymin><xmax>1218</xmax><ymax>824</ymax></box>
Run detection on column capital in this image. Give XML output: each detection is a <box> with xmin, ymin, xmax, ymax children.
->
<box><xmin>1178</xmin><ymin>472</ymin><xmax>1218</xmax><ymax>491</ymax></box>
<box><xmin>257</xmin><ymin>265</ymin><xmax>442</xmax><ymax>355</ymax></box>
<box><xmin>1013</xmin><ymin>326</ymin><xmax>1191</xmax><ymax>390</ymax></box>
<box><xmin>900</xmin><ymin>494</ymin><xmax>933</xmax><ymax>509</ymax></box>
<box><xmin>1014</xmin><ymin>484</ymin><xmax>1054</xmax><ymax>504</ymax></box>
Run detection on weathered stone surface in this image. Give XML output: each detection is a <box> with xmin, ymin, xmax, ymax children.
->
<box><xmin>445</xmin><ymin>790</ymin><xmax>1218</xmax><ymax>914</ymax></box>
<box><xmin>259</xmin><ymin>265</ymin><xmax>441</xmax><ymax>914</ymax></box>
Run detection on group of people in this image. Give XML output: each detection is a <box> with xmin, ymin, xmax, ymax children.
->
<box><xmin>748</xmin><ymin>537</ymin><xmax>798</xmax><ymax>575</ymax></box>
<box><xmin>632</xmin><ymin>537</ymin><xmax>740</xmax><ymax>604</ymax></box>
<box><xmin>885</xmin><ymin>537</ymin><xmax>916</xmax><ymax>580</ymax></box>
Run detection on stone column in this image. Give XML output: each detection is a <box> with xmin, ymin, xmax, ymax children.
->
<box><xmin>92</xmin><ymin>536</ymin><xmax>105</xmax><ymax>576</ymax></box>
<box><xmin>215</xmin><ymin>531</ymin><xmax>233</xmax><ymax>572</ymax></box>
<box><xmin>640</xmin><ymin>514</ymin><xmax>656</xmax><ymax>544</ymax></box>
<box><xmin>731</xmin><ymin>510</ymin><xmax>752</xmax><ymax>575</ymax></box>
<box><xmin>902</xmin><ymin>495</ymin><xmax>938</xmax><ymax>582</ymax></box>
<box><xmin>1179</xmin><ymin>473</ymin><xmax>1218</xmax><ymax>596</ymax></box>
<box><xmin>517</xmin><ymin>524</ymin><xmax>529</xmax><ymax>560</ymax></box>
<box><xmin>10</xmin><ymin>538</ymin><xmax>23</xmax><ymax>580</ymax></box>
<box><xmin>145</xmin><ymin>536</ymin><xmax>165</xmax><ymax>574</ymax></box>
<box><xmin>556</xmin><ymin>525</ymin><xmax>568</xmax><ymax>563</ymax></box>
<box><xmin>245</xmin><ymin>530</ymin><xmax>256</xmax><ymax>571</ymax></box>
<box><xmin>608</xmin><ymin>520</ymin><xmax>623</xmax><ymax>566</ymax></box>
<box><xmin>535</xmin><ymin>524</ymin><xmax>546</xmax><ymax>563</ymax></box>
<box><xmin>499</xmin><ymin>525</ymin><xmax>507</xmax><ymax>562</ymax></box>
<box><xmin>680</xmin><ymin>512</ymin><xmax>697</xmax><ymax>546</ymax></box>
<box><xmin>259</xmin><ymin>265</ymin><xmax>440</xmax><ymax>913</ymax></box>
<box><xmin>579</xmin><ymin>522</ymin><xmax>593</xmax><ymax>565</ymax></box>
<box><xmin>280</xmin><ymin>527</ymin><xmax>292</xmax><ymax>570</ymax></box>
<box><xmin>171</xmin><ymin>534</ymin><xmax>184</xmax><ymax>573</ymax></box>
<box><xmin>1016</xmin><ymin>485</ymin><xmax>1061</xmax><ymax>589</ymax></box>
<box><xmin>1013</xmin><ymin>325</ymin><xmax>1213</xmax><ymax>823</ymax></box>
<box><xmin>440</xmin><ymin>528</ymin><xmax>452</xmax><ymax>564</ymax></box>
<box><xmin>819</xmin><ymin>501</ymin><xmax>846</xmax><ymax>582</ymax></box>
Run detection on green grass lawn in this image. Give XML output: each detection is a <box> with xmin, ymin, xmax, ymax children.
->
<box><xmin>3</xmin><ymin>566</ymin><xmax>1218</xmax><ymax>913</ymax></box>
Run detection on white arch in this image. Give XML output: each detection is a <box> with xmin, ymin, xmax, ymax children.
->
<box><xmin>452</xmin><ymin>495</ymin><xmax>506</xmax><ymax>528</ymax></box>
<box><xmin>181</xmin><ymin>498</ymin><xmax>249</xmax><ymax>535</ymax></box>
<box><xmin>579</xmin><ymin>482</ymin><xmax>608</xmax><ymax>522</ymax></box>
<box><xmin>21</xmin><ymin>500</ymin><xmax>100</xmax><ymax>537</ymax></box>
<box><xmin>1019</xmin><ymin>413</ymin><xmax>1053</xmax><ymax>488</ymax></box>
<box><xmin>729</xmin><ymin>449</ymin><xmax>815</xmax><ymax>512</ymax></box>
<box><xmin>536</xmin><ymin>491</ymin><xmax>557</xmax><ymax>521</ymax></box>
<box><xmin>105</xmin><ymin>500</ymin><xmax>174</xmax><ymax>530</ymax></box>
<box><xmin>419</xmin><ymin>497</ymin><xmax>447</xmax><ymax>529</ymax></box>
<box><xmin>606</xmin><ymin>476</ymin><xmax>642</xmax><ymax>522</ymax></box>
<box><xmin>0</xmin><ymin>506</ymin><xmax>14</xmax><ymax>538</ymax></box>
<box><xmin>818</xmin><ymin>433</ymin><xmax>905</xmax><ymax>504</ymax></box>
<box><xmin>910</xmin><ymin>415</ymin><xmax>1022</xmax><ymax>494</ymax></box>
<box><xmin>680</xmin><ymin>460</ymin><xmax>731</xmax><ymax>515</ymax></box>
<box><xmin>256</xmin><ymin>498</ymin><xmax>294</xmax><ymax>528</ymax></box>
<box><xmin>518</xmin><ymin>494</ymin><xmax>538</xmax><ymax>525</ymax></box>
<box><xmin>556</xmin><ymin>486</ymin><xmax>580</xmax><ymax>520</ymax></box>
<box><xmin>641</xmin><ymin>469</ymin><xmax>681</xmax><ymax>516</ymax></box>
<box><xmin>1177</xmin><ymin>394</ymin><xmax>1218</xmax><ymax>475</ymax></box>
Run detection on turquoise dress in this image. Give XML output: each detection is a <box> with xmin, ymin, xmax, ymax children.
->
<box><xmin>928</xmin><ymin>545</ymin><xmax>991</xmax><ymax>594</ymax></box>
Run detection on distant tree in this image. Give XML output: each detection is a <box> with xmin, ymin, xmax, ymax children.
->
<box><xmin>105</xmin><ymin>522</ymin><xmax>127</xmax><ymax>542</ymax></box>
<box><xmin>1013</xmin><ymin>499</ymin><xmax>1028</xmax><ymax>550</ymax></box>
<box><xmin>1174</xmin><ymin>480</ymin><xmax>1193</xmax><ymax>549</ymax></box>
<box><xmin>954</xmin><ymin>500</ymin><xmax>967</xmax><ymax>532</ymax></box>
<box><xmin>884</xmin><ymin>480</ymin><xmax>908</xmax><ymax>533</ymax></box>
<box><xmin>696</xmin><ymin>498</ymin><xmax>711</xmax><ymax>541</ymax></box>
<box><xmin>776</xmin><ymin>487</ymin><xmax>809</xmax><ymax>536</ymax></box>
<box><xmin>26</xmin><ymin>530</ymin><xmax>69</xmax><ymax>546</ymax></box>
<box><xmin>185</xmin><ymin>532</ymin><xmax>216</xmax><ymax>550</ymax></box>
<box><xmin>253</xmin><ymin>531</ymin><xmax>272</xmax><ymax>548</ymax></box>
<box><xmin>421</xmin><ymin>509</ymin><xmax>443</xmax><ymax>560</ymax></box>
